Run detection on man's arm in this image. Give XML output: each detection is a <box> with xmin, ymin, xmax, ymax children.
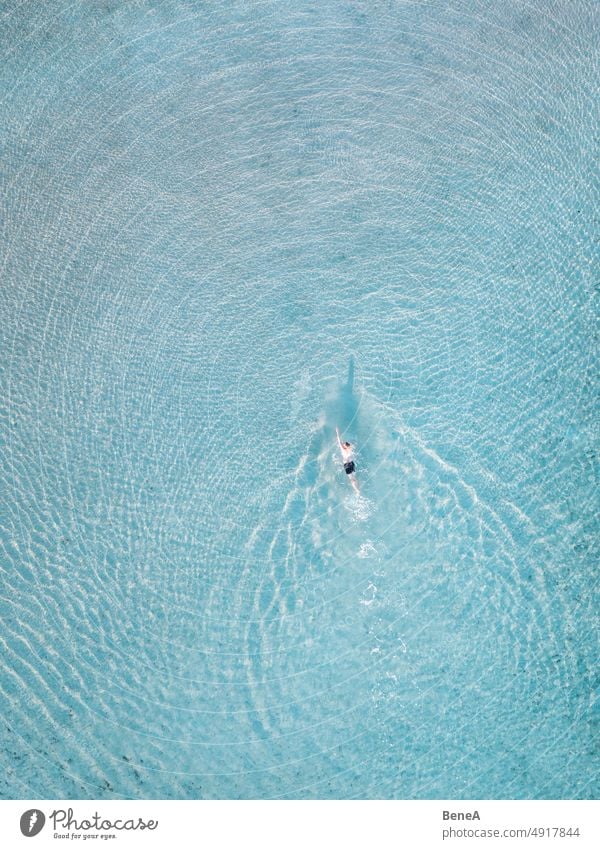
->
<box><xmin>336</xmin><ymin>426</ymin><xmax>342</xmax><ymax>449</ymax></box>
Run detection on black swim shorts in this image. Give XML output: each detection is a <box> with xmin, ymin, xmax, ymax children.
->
<box><xmin>344</xmin><ymin>461</ymin><xmax>355</xmax><ymax>475</ymax></box>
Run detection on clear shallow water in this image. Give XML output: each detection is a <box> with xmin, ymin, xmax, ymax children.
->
<box><xmin>0</xmin><ymin>0</ymin><xmax>598</xmax><ymax>799</ymax></box>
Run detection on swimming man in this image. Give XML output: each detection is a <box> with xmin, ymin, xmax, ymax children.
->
<box><xmin>336</xmin><ymin>426</ymin><xmax>359</xmax><ymax>494</ymax></box>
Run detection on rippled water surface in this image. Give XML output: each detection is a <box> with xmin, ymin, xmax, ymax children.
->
<box><xmin>1</xmin><ymin>0</ymin><xmax>598</xmax><ymax>799</ymax></box>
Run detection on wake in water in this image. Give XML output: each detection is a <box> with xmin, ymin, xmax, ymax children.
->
<box><xmin>299</xmin><ymin>356</ymin><xmax>410</xmax><ymax>532</ymax></box>
<box><xmin>241</xmin><ymin>356</ymin><xmax>417</xmax><ymax>608</ymax></box>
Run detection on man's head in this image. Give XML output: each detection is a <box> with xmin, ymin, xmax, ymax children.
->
<box><xmin>343</xmin><ymin>442</ymin><xmax>351</xmax><ymax>448</ymax></box>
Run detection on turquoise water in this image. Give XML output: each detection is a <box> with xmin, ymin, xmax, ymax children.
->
<box><xmin>1</xmin><ymin>0</ymin><xmax>598</xmax><ymax>800</ymax></box>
